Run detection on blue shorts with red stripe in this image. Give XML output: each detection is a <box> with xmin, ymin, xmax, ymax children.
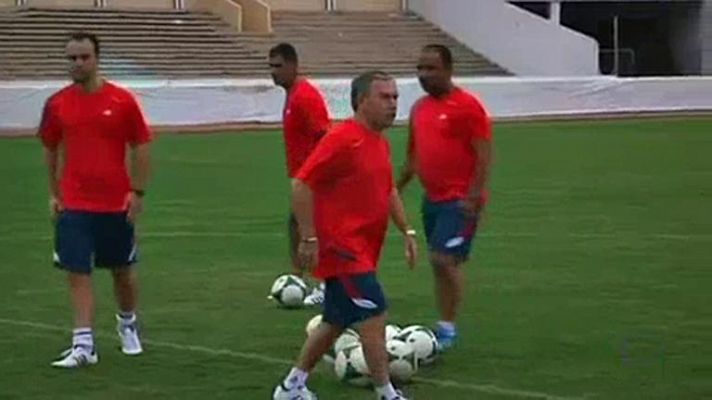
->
<box><xmin>422</xmin><ymin>198</ymin><xmax>479</xmax><ymax>262</ymax></box>
<box><xmin>322</xmin><ymin>272</ymin><xmax>387</xmax><ymax>328</ymax></box>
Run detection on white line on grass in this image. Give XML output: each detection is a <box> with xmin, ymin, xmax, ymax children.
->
<box><xmin>2</xmin><ymin>230</ymin><xmax>710</xmax><ymax>242</ymax></box>
<box><xmin>0</xmin><ymin>317</ymin><xmax>585</xmax><ymax>400</ymax></box>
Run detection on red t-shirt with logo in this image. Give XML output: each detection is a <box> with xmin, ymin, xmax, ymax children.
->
<box><xmin>39</xmin><ymin>81</ymin><xmax>152</xmax><ymax>212</ymax></box>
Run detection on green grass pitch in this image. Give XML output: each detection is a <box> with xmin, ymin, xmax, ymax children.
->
<box><xmin>0</xmin><ymin>118</ymin><xmax>710</xmax><ymax>399</ymax></box>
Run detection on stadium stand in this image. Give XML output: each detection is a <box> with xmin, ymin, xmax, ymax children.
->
<box><xmin>0</xmin><ymin>3</ymin><xmax>508</xmax><ymax>79</ymax></box>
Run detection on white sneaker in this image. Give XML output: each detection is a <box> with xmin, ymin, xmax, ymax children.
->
<box><xmin>303</xmin><ymin>284</ymin><xmax>325</xmax><ymax>306</ymax></box>
<box><xmin>50</xmin><ymin>346</ymin><xmax>98</xmax><ymax>368</ymax></box>
<box><xmin>378</xmin><ymin>390</ymin><xmax>409</xmax><ymax>400</ymax></box>
<box><xmin>116</xmin><ymin>315</ymin><xmax>143</xmax><ymax>355</ymax></box>
<box><xmin>272</xmin><ymin>383</ymin><xmax>318</xmax><ymax>400</ymax></box>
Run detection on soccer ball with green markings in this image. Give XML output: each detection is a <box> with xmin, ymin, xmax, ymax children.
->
<box><xmin>269</xmin><ymin>274</ymin><xmax>308</xmax><ymax>308</ymax></box>
<box><xmin>334</xmin><ymin>342</ymin><xmax>371</xmax><ymax>387</ymax></box>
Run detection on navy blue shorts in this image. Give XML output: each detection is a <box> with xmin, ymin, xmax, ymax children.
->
<box><xmin>54</xmin><ymin>210</ymin><xmax>137</xmax><ymax>274</ymax></box>
<box><xmin>322</xmin><ymin>272</ymin><xmax>387</xmax><ymax>329</ymax></box>
<box><xmin>422</xmin><ymin>199</ymin><xmax>479</xmax><ymax>262</ymax></box>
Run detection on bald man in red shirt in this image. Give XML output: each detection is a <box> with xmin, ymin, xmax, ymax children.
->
<box><xmin>273</xmin><ymin>71</ymin><xmax>417</xmax><ymax>400</ymax></box>
<box><xmin>39</xmin><ymin>32</ymin><xmax>152</xmax><ymax>368</ymax></box>
<box><xmin>398</xmin><ymin>44</ymin><xmax>493</xmax><ymax>350</ymax></box>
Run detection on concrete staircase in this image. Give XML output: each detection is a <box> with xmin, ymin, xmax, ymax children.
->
<box><xmin>0</xmin><ymin>7</ymin><xmax>508</xmax><ymax>79</ymax></box>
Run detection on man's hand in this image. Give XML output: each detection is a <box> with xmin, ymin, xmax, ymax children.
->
<box><xmin>404</xmin><ymin>230</ymin><xmax>418</xmax><ymax>269</ymax></box>
<box><xmin>126</xmin><ymin>192</ymin><xmax>144</xmax><ymax>223</ymax></box>
<box><xmin>298</xmin><ymin>239</ymin><xmax>319</xmax><ymax>271</ymax></box>
<box><xmin>49</xmin><ymin>195</ymin><xmax>63</xmax><ymax>220</ymax></box>
<box><xmin>459</xmin><ymin>193</ymin><xmax>483</xmax><ymax>218</ymax></box>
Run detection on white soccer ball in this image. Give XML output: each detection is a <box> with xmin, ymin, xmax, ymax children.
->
<box><xmin>397</xmin><ymin>325</ymin><xmax>439</xmax><ymax>365</ymax></box>
<box><xmin>269</xmin><ymin>274</ymin><xmax>308</xmax><ymax>308</ymax></box>
<box><xmin>305</xmin><ymin>314</ymin><xmax>323</xmax><ymax>336</ymax></box>
<box><xmin>323</xmin><ymin>328</ymin><xmax>360</xmax><ymax>364</ymax></box>
<box><xmin>386</xmin><ymin>338</ymin><xmax>418</xmax><ymax>382</ymax></box>
<box><xmin>334</xmin><ymin>342</ymin><xmax>371</xmax><ymax>387</ymax></box>
<box><xmin>334</xmin><ymin>328</ymin><xmax>360</xmax><ymax>354</ymax></box>
<box><xmin>385</xmin><ymin>324</ymin><xmax>402</xmax><ymax>341</ymax></box>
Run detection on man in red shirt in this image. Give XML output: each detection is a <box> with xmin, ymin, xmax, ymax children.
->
<box><xmin>269</xmin><ymin>43</ymin><xmax>331</xmax><ymax>306</ymax></box>
<box><xmin>38</xmin><ymin>32</ymin><xmax>152</xmax><ymax>368</ymax></box>
<box><xmin>398</xmin><ymin>44</ymin><xmax>493</xmax><ymax>350</ymax></box>
<box><xmin>273</xmin><ymin>71</ymin><xmax>417</xmax><ymax>400</ymax></box>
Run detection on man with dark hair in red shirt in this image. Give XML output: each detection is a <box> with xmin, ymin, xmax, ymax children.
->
<box><xmin>273</xmin><ymin>71</ymin><xmax>417</xmax><ymax>400</ymax></box>
<box><xmin>398</xmin><ymin>44</ymin><xmax>493</xmax><ymax>350</ymax></box>
<box><xmin>269</xmin><ymin>42</ymin><xmax>331</xmax><ymax>306</ymax></box>
<box><xmin>38</xmin><ymin>32</ymin><xmax>152</xmax><ymax>368</ymax></box>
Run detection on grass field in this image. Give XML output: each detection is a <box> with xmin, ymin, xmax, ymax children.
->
<box><xmin>1</xmin><ymin>118</ymin><xmax>711</xmax><ymax>400</ymax></box>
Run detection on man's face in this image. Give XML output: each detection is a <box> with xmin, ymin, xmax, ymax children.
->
<box><xmin>66</xmin><ymin>39</ymin><xmax>98</xmax><ymax>84</ymax></box>
<box><xmin>417</xmin><ymin>50</ymin><xmax>452</xmax><ymax>96</ymax></box>
<box><xmin>269</xmin><ymin>54</ymin><xmax>297</xmax><ymax>88</ymax></box>
<box><xmin>359</xmin><ymin>78</ymin><xmax>399</xmax><ymax>130</ymax></box>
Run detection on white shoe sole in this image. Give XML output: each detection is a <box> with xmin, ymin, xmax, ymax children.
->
<box><xmin>121</xmin><ymin>347</ymin><xmax>143</xmax><ymax>356</ymax></box>
<box><xmin>50</xmin><ymin>354</ymin><xmax>99</xmax><ymax>368</ymax></box>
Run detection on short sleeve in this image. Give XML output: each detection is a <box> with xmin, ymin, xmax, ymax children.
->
<box><xmin>466</xmin><ymin>96</ymin><xmax>492</xmax><ymax>142</ymax></box>
<box><xmin>297</xmin><ymin>89</ymin><xmax>331</xmax><ymax>139</ymax></box>
<box><xmin>126</xmin><ymin>92</ymin><xmax>152</xmax><ymax>146</ymax></box>
<box><xmin>295</xmin><ymin>128</ymin><xmax>352</xmax><ymax>189</ymax></box>
<box><xmin>38</xmin><ymin>97</ymin><xmax>62</xmax><ymax>149</ymax></box>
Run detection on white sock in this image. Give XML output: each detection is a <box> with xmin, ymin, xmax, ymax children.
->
<box><xmin>72</xmin><ymin>328</ymin><xmax>94</xmax><ymax>351</ymax></box>
<box><xmin>283</xmin><ymin>367</ymin><xmax>309</xmax><ymax>390</ymax></box>
<box><xmin>118</xmin><ymin>311</ymin><xmax>136</xmax><ymax>326</ymax></box>
<box><xmin>438</xmin><ymin>320</ymin><xmax>456</xmax><ymax>332</ymax></box>
<box><xmin>375</xmin><ymin>382</ymin><xmax>399</xmax><ymax>399</ymax></box>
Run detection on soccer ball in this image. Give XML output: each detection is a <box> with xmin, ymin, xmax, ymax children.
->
<box><xmin>396</xmin><ymin>325</ymin><xmax>439</xmax><ymax>365</ymax></box>
<box><xmin>385</xmin><ymin>324</ymin><xmax>402</xmax><ymax>341</ymax></box>
<box><xmin>324</xmin><ymin>328</ymin><xmax>360</xmax><ymax>364</ymax></box>
<box><xmin>386</xmin><ymin>338</ymin><xmax>418</xmax><ymax>382</ymax></box>
<box><xmin>334</xmin><ymin>342</ymin><xmax>371</xmax><ymax>387</ymax></box>
<box><xmin>305</xmin><ymin>314</ymin><xmax>323</xmax><ymax>336</ymax></box>
<box><xmin>334</xmin><ymin>328</ymin><xmax>360</xmax><ymax>354</ymax></box>
<box><xmin>269</xmin><ymin>274</ymin><xmax>308</xmax><ymax>308</ymax></box>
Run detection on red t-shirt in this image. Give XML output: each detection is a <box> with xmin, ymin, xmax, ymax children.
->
<box><xmin>410</xmin><ymin>87</ymin><xmax>492</xmax><ymax>202</ymax></box>
<box><xmin>38</xmin><ymin>81</ymin><xmax>152</xmax><ymax>212</ymax></box>
<box><xmin>283</xmin><ymin>79</ymin><xmax>331</xmax><ymax>177</ymax></box>
<box><xmin>296</xmin><ymin>119</ymin><xmax>393</xmax><ymax>280</ymax></box>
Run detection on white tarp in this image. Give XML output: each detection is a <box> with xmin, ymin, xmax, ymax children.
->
<box><xmin>1</xmin><ymin>76</ymin><xmax>712</xmax><ymax>132</ymax></box>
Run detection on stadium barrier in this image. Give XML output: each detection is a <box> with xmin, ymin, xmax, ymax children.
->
<box><xmin>1</xmin><ymin>76</ymin><xmax>712</xmax><ymax>135</ymax></box>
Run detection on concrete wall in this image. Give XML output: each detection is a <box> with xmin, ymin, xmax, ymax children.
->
<box><xmin>106</xmin><ymin>0</ymin><xmax>174</xmax><ymax>9</ymax></box>
<box><xmin>232</xmin><ymin>0</ymin><xmax>270</xmax><ymax>33</ymax></box>
<box><xmin>335</xmin><ymin>0</ymin><xmax>400</xmax><ymax>12</ymax></box>
<box><xmin>703</xmin><ymin>0</ymin><xmax>712</xmax><ymax>74</ymax></box>
<box><xmin>669</xmin><ymin>3</ymin><xmax>702</xmax><ymax>75</ymax></box>
<box><xmin>185</xmin><ymin>0</ymin><xmax>242</xmax><ymax>31</ymax></box>
<box><xmin>264</xmin><ymin>0</ymin><xmax>324</xmax><ymax>11</ymax></box>
<box><xmin>409</xmin><ymin>0</ymin><xmax>599</xmax><ymax>76</ymax></box>
<box><xmin>25</xmin><ymin>0</ymin><xmax>96</xmax><ymax>7</ymax></box>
